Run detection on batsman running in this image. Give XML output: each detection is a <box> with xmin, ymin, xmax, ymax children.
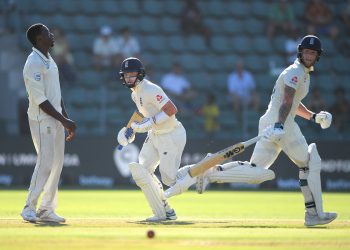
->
<box><xmin>166</xmin><ymin>35</ymin><xmax>337</xmax><ymax>227</ymax></box>
<box><xmin>117</xmin><ymin>57</ymin><xmax>186</xmax><ymax>221</ymax></box>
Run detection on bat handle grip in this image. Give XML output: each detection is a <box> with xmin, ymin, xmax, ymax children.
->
<box><xmin>242</xmin><ymin>135</ymin><xmax>261</xmax><ymax>148</ymax></box>
<box><xmin>117</xmin><ymin>145</ymin><xmax>123</xmax><ymax>150</ymax></box>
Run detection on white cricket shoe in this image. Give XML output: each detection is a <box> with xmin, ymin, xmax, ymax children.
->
<box><xmin>21</xmin><ymin>206</ymin><xmax>37</xmax><ymax>223</ymax></box>
<box><xmin>36</xmin><ymin>209</ymin><xmax>66</xmax><ymax>223</ymax></box>
<box><xmin>146</xmin><ymin>209</ymin><xmax>177</xmax><ymax>222</ymax></box>
<box><xmin>304</xmin><ymin>212</ymin><xmax>337</xmax><ymax>227</ymax></box>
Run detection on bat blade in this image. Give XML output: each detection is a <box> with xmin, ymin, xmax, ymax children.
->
<box><xmin>188</xmin><ymin>136</ymin><xmax>261</xmax><ymax>177</ymax></box>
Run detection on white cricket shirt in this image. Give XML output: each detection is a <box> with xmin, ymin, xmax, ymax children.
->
<box><xmin>265</xmin><ymin>59</ymin><xmax>313</xmax><ymax>123</ymax></box>
<box><xmin>23</xmin><ymin>47</ymin><xmax>62</xmax><ymax>121</ymax></box>
<box><xmin>131</xmin><ymin>79</ymin><xmax>179</xmax><ymax>133</ymax></box>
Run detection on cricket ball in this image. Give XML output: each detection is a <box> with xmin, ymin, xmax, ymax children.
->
<box><xmin>147</xmin><ymin>230</ymin><xmax>155</xmax><ymax>239</ymax></box>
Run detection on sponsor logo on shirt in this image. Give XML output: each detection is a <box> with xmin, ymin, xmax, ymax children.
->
<box><xmin>34</xmin><ymin>72</ymin><xmax>41</xmax><ymax>81</ymax></box>
<box><xmin>156</xmin><ymin>95</ymin><xmax>163</xmax><ymax>102</ymax></box>
<box><xmin>289</xmin><ymin>76</ymin><xmax>298</xmax><ymax>85</ymax></box>
<box><xmin>139</xmin><ymin>97</ymin><xmax>143</xmax><ymax>106</ymax></box>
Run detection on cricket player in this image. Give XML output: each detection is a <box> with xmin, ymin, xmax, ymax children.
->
<box><xmin>166</xmin><ymin>35</ymin><xmax>337</xmax><ymax>227</ymax></box>
<box><xmin>117</xmin><ymin>57</ymin><xmax>186</xmax><ymax>221</ymax></box>
<box><xmin>20</xmin><ymin>23</ymin><xmax>76</xmax><ymax>223</ymax></box>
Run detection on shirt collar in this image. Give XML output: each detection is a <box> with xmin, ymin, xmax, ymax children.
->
<box><xmin>32</xmin><ymin>47</ymin><xmax>50</xmax><ymax>63</ymax></box>
<box><xmin>295</xmin><ymin>58</ymin><xmax>314</xmax><ymax>73</ymax></box>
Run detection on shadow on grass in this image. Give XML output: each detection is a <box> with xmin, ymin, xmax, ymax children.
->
<box><xmin>130</xmin><ymin>220</ymin><xmax>195</xmax><ymax>225</ymax></box>
<box><xmin>34</xmin><ymin>221</ymin><xmax>69</xmax><ymax>227</ymax></box>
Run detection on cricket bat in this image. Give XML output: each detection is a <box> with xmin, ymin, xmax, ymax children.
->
<box><xmin>188</xmin><ymin>135</ymin><xmax>261</xmax><ymax>177</ymax></box>
<box><xmin>117</xmin><ymin>110</ymin><xmax>144</xmax><ymax>150</ymax></box>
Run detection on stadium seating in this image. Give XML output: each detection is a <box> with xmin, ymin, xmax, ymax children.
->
<box><xmin>16</xmin><ymin>0</ymin><xmax>349</xmax><ymax>139</ymax></box>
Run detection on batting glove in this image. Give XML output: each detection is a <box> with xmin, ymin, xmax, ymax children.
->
<box><xmin>263</xmin><ymin>122</ymin><xmax>285</xmax><ymax>143</ymax></box>
<box><xmin>117</xmin><ymin>127</ymin><xmax>135</xmax><ymax>146</ymax></box>
<box><xmin>311</xmin><ymin>111</ymin><xmax>332</xmax><ymax>129</ymax></box>
<box><xmin>131</xmin><ymin>117</ymin><xmax>154</xmax><ymax>133</ymax></box>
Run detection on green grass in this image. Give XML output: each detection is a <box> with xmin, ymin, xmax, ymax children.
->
<box><xmin>0</xmin><ymin>190</ymin><xmax>349</xmax><ymax>250</ymax></box>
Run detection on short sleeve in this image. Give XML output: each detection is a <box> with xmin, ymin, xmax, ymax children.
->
<box><xmin>283</xmin><ymin>68</ymin><xmax>301</xmax><ymax>90</ymax></box>
<box><xmin>23</xmin><ymin>61</ymin><xmax>47</xmax><ymax>105</ymax></box>
<box><xmin>146</xmin><ymin>84</ymin><xmax>170</xmax><ymax>110</ymax></box>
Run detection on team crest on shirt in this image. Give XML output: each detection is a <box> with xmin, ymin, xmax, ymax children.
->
<box><xmin>34</xmin><ymin>72</ymin><xmax>41</xmax><ymax>81</ymax></box>
<box><xmin>289</xmin><ymin>76</ymin><xmax>298</xmax><ymax>85</ymax></box>
<box><xmin>156</xmin><ymin>95</ymin><xmax>163</xmax><ymax>102</ymax></box>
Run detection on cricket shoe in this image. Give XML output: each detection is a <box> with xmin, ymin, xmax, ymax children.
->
<box><xmin>304</xmin><ymin>212</ymin><xmax>337</xmax><ymax>227</ymax></box>
<box><xmin>21</xmin><ymin>205</ymin><xmax>37</xmax><ymax>223</ymax></box>
<box><xmin>36</xmin><ymin>209</ymin><xmax>66</xmax><ymax>223</ymax></box>
<box><xmin>146</xmin><ymin>209</ymin><xmax>177</xmax><ymax>222</ymax></box>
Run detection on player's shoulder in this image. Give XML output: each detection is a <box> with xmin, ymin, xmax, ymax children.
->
<box><xmin>284</xmin><ymin>60</ymin><xmax>304</xmax><ymax>77</ymax></box>
<box><xmin>24</xmin><ymin>52</ymin><xmax>43</xmax><ymax>71</ymax></box>
<box><xmin>141</xmin><ymin>79</ymin><xmax>163</xmax><ymax>92</ymax></box>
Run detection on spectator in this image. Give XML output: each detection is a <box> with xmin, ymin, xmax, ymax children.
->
<box><xmin>199</xmin><ymin>94</ymin><xmax>220</xmax><ymax>135</ymax></box>
<box><xmin>267</xmin><ymin>0</ymin><xmax>296</xmax><ymax>39</ymax></box>
<box><xmin>180</xmin><ymin>0</ymin><xmax>211</xmax><ymax>46</ymax></box>
<box><xmin>285</xmin><ymin>28</ymin><xmax>302</xmax><ymax>64</ymax></box>
<box><xmin>160</xmin><ymin>63</ymin><xmax>196</xmax><ymax>116</ymax></box>
<box><xmin>227</xmin><ymin>60</ymin><xmax>260</xmax><ymax>114</ymax></box>
<box><xmin>308</xmin><ymin>87</ymin><xmax>327</xmax><ymax>112</ymax></box>
<box><xmin>93</xmin><ymin>25</ymin><xmax>118</xmax><ymax>71</ymax></box>
<box><xmin>330</xmin><ymin>86</ymin><xmax>350</xmax><ymax>133</ymax></box>
<box><xmin>304</xmin><ymin>0</ymin><xmax>339</xmax><ymax>39</ymax></box>
<box><xmin>51</xmin><ymin>28</ymin><xmax>76</xmax><ymax>87</ymax></box>
<box><xmin>114</xmin><ymin>27</ymin><xmax>140</xmax><ymax>66</ymax></box>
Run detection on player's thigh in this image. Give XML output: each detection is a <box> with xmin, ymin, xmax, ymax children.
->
<box><xmin>250</xmin><ymin>139</ymin><xmax>281</xmax><ymax>169</ymax></box>
<box><xmin>53</xmin><ymin>121</ymin><xmax>65</xmax><ymax>167</ymax></box>
<box><xmin>282</xmin><ymin>124</ymin><xmax>309</xmax><ymax>167</ymax></box>
<box><xmin>139</xmin><ymin>134</ymin><xmax>159</xmax><ymax>173</ymax></box>
<box><xmin>157</xmin><ymin>126</ymin><xmax>186</xmax><ymax>186</ymax></box>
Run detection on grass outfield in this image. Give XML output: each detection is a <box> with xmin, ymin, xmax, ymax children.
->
<box><xmin>0</xmin><ymin>190</ymin><xmax>349</xmax><ymax>250</ymax></box>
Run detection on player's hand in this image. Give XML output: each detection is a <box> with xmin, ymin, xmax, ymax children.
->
<box><xmin>117</xmin><ymin>127</ymin><xmax>135</xmax><ymax>146</ymax></box>
<box><xmin>62</xmin><ymin>118</ymin><xmax>76</xmax><ymax>141</ymax></box>
<box><xmin>263</xmin><ymin>123</ymin><xmax>285</xmax><ymax>143</ymax></box>
<box><xmin>131</xmin><ymin>118</ymin><xmax>154</xmax><ymax>133</ymax></box>
<box><xmin>315</xmin><ymin>111</ymin><xmax>332</xmax><ymax>129</ymax></box>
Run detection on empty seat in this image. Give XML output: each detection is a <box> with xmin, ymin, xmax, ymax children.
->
<box><xmin>252</xmin><ymin>36</ymin><xmax>271</xmax><ymax>55</ymax></box>
<box><xmin>178</xmin><ymin>54</ymin><xmax>202</xmax><ymax>71</ymax></box>
<box><xmin>251</xmin><ymin>1</ymin><xmax>269</xmax><ymax>19</ymax></box>
<box><xmin>159</xmin><ymin>17</ymin><xmax>180</xmax><ymax>34</ymax></box>
<box><xmin>143</xmin><ymin>35</ymin><xmax>167</xmax><ymax>53</ymax></box>
<box><xmin>206</xmin><ymin>0</ymin><xmax>229</xmax><ymax>17</ymax></box>
<box><xmin>202</xmin><ymin>54</ymin><xmax>222</xmax><ymax>72</ymax></box>
<box><xmin>142</xmin><ymin>0</ymin><xmax>164</xmax><ymax>16</ymax></box>
<box><xmin>222</xmin><ymin>19</ymin><xmax>242</xmax><ymax>35</ymax></box>
<box><xmin>211</xmin><ymin>36</ymin><xmax>231</xmax><ymax>54</ymax></box>
<box><xmin>187</xmin><ymin>35</ymin><xmax>207</xmax><ymax>54</ymax></box>
<box><xmin>139</xmin><ymin>16</ymin><xmax>159</xmax><ymax>34</ymax></box>
<box><xmin>231</xmin><ymin>36</ymin><xmax>251</xmax><ymax>55</ymax></box>
<box><xmin>227</xmin><ymin>2</ymin><xmax>249</xmax><ymax>19</ymax></box>
<box><xmin>164</xmin><ymin>0</ymin><xmax>182</xmax><ymax>16</ymax></box>
<box><xmin>120</xmin><ymin>0</ymin><xmax>140</xmax><ymax>15</ymax></box>
<box><xmin>244</xmin><ymin>19</ymin><xmax>265</xmax><ymax>36</ymax></box>
<box><xmin>167</xmin><ymin>35</ymin><xmax>187</xmax><ymax>53</ymax></box>
<box><xmin>81</xmin><ymin>0</ymin><xmax>101</xmax><ymax>15</ymax></box>
<box><xmin>245</xmin><ymin>55</ymin><xmax>268</xmax><ymax>73</ymax></box>
<box><xmin>58</xmin><ymin>0</ymin><xmax>80</xmax><ymax>15</ymax></box>
<box><xmin>101</xmin><ymin>0</ymin><xmax>121</xmax><ymax>15</ymax></box>
<box><xmin>73</xmin><ymin>15</ymin><xmax>96</xmax><ymax>33</ymax></box>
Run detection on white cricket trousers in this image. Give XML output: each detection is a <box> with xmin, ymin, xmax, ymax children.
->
<box><xmin>25</xmin><ymin>117</ymin><xmax>65</xmax><ymax>211</ymax></box>
<box><xmin>139</xmin><ymin>123</ymin><xmax>186</xmax><ymax>187</ymax></box>
<box><xmin>250</xmin><ymin>114</ymin><xmax>309</xmax><ymax>168</ymax></box>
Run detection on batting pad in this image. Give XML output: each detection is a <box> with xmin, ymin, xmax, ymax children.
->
<box><xmin>208</xmin><ymin>162</ymin><xmax>275</xmax><ymax>184</ymax></box>
<box><xmin>129</xmin><ymin>163</ymin><xmax>166</xmax><ymax>219</ymax></box>
<box><xmin>307</xmin><ymin>143</ymin><xmax>324</xmax><ymax>217</ymax></box>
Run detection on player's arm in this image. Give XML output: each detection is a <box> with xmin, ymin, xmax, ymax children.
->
<box><xmin>278</xmin><ymin>85</ymin><xmax>296</xmax><ymax>123</ymax></box>
<box><xmin>40</xmin><ymin>100</ymin><xmax>76</xmax><ymax>141</ymax></box>
<box><xmin>296</xmin><ymin>102</ymin><xmax>314</xmax><ymax>120</ymax></box>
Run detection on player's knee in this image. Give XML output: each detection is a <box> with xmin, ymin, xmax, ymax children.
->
<box><xmin>128</xmin><ymin>162</ymin><xmax>150</xmax><ymax>187</ymax></box>
<box><xmin>160</xmin><ymin>174</ymin><xmax>175</xmax><ymax>187</ymax></box>
<box><xmin>308</xmin><ymin>143</ymin><xmax>321</xmax><ymax>172</ymax></box>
